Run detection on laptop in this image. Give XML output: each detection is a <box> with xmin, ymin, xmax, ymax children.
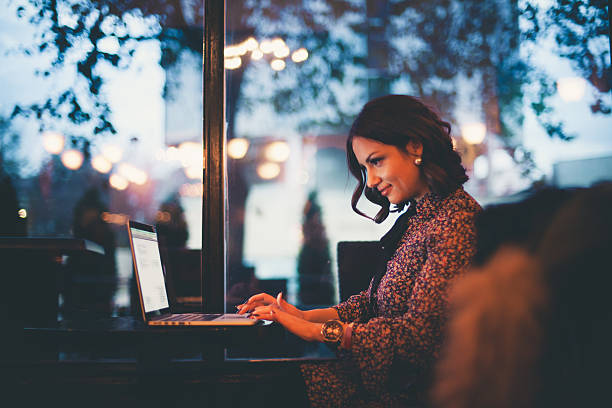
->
<box><xmin>127</xmin><ymin>220</ymin><xmax>257</xmax><ymax>326</ymax></box>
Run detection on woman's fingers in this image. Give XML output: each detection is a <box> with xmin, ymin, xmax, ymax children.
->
<box><xmin>251</xmin><ymin>306</ymin><xmax>320</xmax><ymax>342</ymax></box>
<box><xmin>250</xmin><ymin>304</ymin><xmax>280</xmax><ymax>321</ymax></box>
<box><xmin>235</xmin><ymin>292</ymin><xmax>275</xmax><ymax>314</ymax></box>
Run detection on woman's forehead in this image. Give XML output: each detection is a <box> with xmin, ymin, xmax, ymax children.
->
<box><xmin>352</xmin><ymin>137</ymin><xmax>397</xmax><ymax>155</ymax></box>
<box><xmin>352</xmin><ymin>136</ymin><xmax>387</xmax><ymax>151</ymax></box>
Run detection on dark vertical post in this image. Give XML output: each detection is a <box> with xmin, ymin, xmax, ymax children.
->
<box><xmin>203</xmin><ymin>0</ymin><xmax>225</xmax><ymax>313</ymax></box>
<box><xmin>608</xmin><ymin>0</ymin><xmax>611</xmax><ymax>63</ymax></box>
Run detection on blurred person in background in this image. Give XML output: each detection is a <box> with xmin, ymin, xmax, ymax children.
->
<box><xmin>433</xmin><ymin>183</ymin><xmax>612</xmax><ymax>408</ymax></box>
<box><xmin>63</xmin><ymin>187</ymin><xmax>117</xmax><ymax>318</ymax></box>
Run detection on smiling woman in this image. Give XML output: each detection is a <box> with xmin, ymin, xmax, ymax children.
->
<box><xmin>351</xmin><ymin>137</ymin><xmax>426</xmax><ymax>206</ymax></box>
<box><xmin>238</xmin><ymin>94</ymin><xmax>482</xmax><ymax>407</ymax></box>
<box><xmin>347</xmin><ymin>95</ymin><xmax>470</xmax><ymax>223</ymax></box>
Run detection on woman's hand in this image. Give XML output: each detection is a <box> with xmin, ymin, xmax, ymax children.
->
<box><xmin>235</xmin><ymin>292</ymin><xmax>304</xmax><ymax>319</ymax></box>
<box><xmin>251</xmin><ymin>301</ymin><xmax>324</xmax><ymax>342</ymax></box>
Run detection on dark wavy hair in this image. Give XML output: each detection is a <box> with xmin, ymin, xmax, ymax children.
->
<box><xmin>347</xmin><ymin>95</ymin><xmax>468</xmax><ymax>223</ymax></box>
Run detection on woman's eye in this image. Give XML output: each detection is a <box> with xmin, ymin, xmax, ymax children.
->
<box><xmin>370</xmin><ymin>157</ymin><xmax>383</xmax><ymax>166</ymax></box>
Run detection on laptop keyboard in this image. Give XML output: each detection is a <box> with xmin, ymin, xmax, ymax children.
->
<box><xmin>159</xmin><ymin>313</ymin><xmax>222</xmax><ymax>322</ymax></box>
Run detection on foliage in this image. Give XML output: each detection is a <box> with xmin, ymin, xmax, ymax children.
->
<box><xmin>520</xmin><ymin>0</ymin><xmax>611</xmax><ymax>140</ymax></box>
<box><xmin>4</xmin><ymin>0</ymin><xmax>610</xmax><ymax>144</ymax></box>
<box><xmin>8</xmin><ymin>0</ymin><xmax>203</xmax><ymax>137</ymax></box>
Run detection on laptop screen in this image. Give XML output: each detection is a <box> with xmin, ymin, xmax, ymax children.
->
<box><xmin>129</xmin><ymin>224</ymin><xmax>170</xmax><ymax>313</ymax></box>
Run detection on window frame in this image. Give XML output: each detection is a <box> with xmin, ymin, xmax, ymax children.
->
<box><xmin>202</xmin><ymin>0</ymin><xmax>225</xmax><ymax>313</ymax></box>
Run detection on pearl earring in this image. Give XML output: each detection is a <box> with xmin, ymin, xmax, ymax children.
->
<box><xmin>414</xmin><ymin>157</ymin><xmax>422</xmax><ymax>166</ymax></box>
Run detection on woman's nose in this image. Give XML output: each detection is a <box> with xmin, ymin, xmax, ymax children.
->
<box><xmin>366</xmin><ymin>171</ymin><xmax>380</xmax><ymax>188</ymax></box>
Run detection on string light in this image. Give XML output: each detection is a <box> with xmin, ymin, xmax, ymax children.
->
<box><xmin>42</xmin><ymin>131</ymin><xmax>65</xmax><ymax>154</ymax></box>
<box><xmin>264</xmin><ymin>141</ymin><xmax>290</xmax><ymax>162</ymax></box>
<box><xmin>61</xmin><ymin>149</ymin><xmax>84</xmax><ymax>170</ymax></box>
<box><xmin>291</xmin><ymin>48</ymin><xmax>309</xmax><ymax>63</ymax></box>
<box><xmin>228</xmin><ymin>138</ymin><xmax>249</xmax><ymax>159</ymax></box>
<box><xmin>257</xmin><ymin>162</ymin><xmax>281</xmax><ymax>180</ymax></box>
<box><xmin>109</xmin><ymin>174</ymin><xmax>128</xmax><ymax>190</ymax></box>
<box><xmin>461</xmin><ymin>122</ymin><xmax>486</xmax><ymax>145</ymax></box>
<box><xmin>270</xmin><ymin>59</ymin><xmax>286</xmax><ymax>71</ymax></box>
<box><xmin>225</xmin><ymin>57</ymin><xmax>242</xmax><ymax>70</ymax></box>
<box><xmin>117</xmin><ymin>163</ymin><xmax>147</xmax><ymax>185</ymax></box>
<box><xmin>92</xmin><ymin>155</ymin><xmax>113</xmax><ymax>174</ymax></box>
<box><xmin>224</xmin><ymin>37</ymin><xmax>308</xmax><ymax>71</ymax></box>
<box><xmin>557</xmin><ymin>77</ymin><xmax>586</xmax><ymax>102</ymax></box>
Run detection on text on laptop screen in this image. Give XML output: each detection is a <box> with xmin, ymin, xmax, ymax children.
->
<box><xmin>130</xmin><ymin>228</ymin><xmax>170</xmax><ymax>312</ymax></box>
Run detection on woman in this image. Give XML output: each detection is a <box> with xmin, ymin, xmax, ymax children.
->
<box><xmin>238</xmin><ymin>95</ymin><xmax>481</xmax><ymax>407</ymax></box>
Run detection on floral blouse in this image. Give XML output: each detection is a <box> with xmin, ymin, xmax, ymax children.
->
<box><xmin>301</xmin><ymin>187</ymin><xmax>481</xmax><ymax>407</ymax></box>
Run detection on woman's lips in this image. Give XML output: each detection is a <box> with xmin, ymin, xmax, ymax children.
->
<box><xmin>379</xmin><ymin>185</ymin><xmax>391</xmax><ymax>197</ymax></box>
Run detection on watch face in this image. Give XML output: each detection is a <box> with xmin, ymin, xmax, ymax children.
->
<box><xmin>322</xmin><ymin>320</ymin><xmax>343</xmax><ymax>343</ymax></box>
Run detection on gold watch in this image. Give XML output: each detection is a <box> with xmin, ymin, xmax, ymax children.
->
<box><xmin>321</xmin><ymin>319</ymin><xmax>344</xmax><ymax>348</ymax></box>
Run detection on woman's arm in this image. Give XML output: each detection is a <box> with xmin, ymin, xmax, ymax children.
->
<box><xmin>302</xmin><ymin>307</ymin><xmax>339</xmax><ymax>322</ymax></box>
<box><xmin>236</xmin><ymin>292</ymin><xmax>339</xmax><ymax>322</ymax></box>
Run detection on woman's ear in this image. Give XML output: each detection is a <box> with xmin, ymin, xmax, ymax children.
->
<box><xmin>405</xmin><ymin>141</ymin><xmax>423</xmax><ymax>157</ymax></box>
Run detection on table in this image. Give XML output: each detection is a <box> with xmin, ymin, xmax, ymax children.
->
<box><xmin>3</xmin><ymin>316</ymin><xmax>335</xmax><ymax>407</ymax></box>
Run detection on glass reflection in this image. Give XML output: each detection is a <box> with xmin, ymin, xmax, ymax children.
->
<box><xmin>226</xmin><ymin>0</ymin><xmax>611</xmax><ymax>309</ymax></box>
<box><xmin>0</xmin><ymin>0</ymin><xmax>204</xmax><ymax>334</ymax></box>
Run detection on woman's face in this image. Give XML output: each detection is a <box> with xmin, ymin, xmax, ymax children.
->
<box><xmin>352</xmin><ymin>136</ymin><xmax>428</xmax><ymax>204</ymax></box>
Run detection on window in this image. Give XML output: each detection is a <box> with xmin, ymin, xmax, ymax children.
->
<box><xmin>224</xmin><ymin>0</ymin><xmax>611</xmax><ymax>308</ymax></box>
<box><xmin>0</xmin><ymin>1</ymin><xmax>204</xmax><ymax>321</ymax></box>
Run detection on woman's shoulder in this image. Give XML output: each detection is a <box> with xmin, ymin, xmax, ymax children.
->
<box><xmin>438</xmin><ymin>187</ymin><xmax>482</xmax><ymax>216</ymax></box>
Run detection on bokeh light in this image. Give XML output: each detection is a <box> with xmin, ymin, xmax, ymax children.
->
<box><xmin>461</xmin><ymin>122</ymin><xmax>486</xmax><ymax>144</ymax></box>
<box><xmin>264</xmin><ymin>141</ymin><xmax>290</xmax><ymax>162</ymax></box>
<box><xmin>92</xmin><ymin>155</ymin><xmax>112</xmax><ymax>174</ymax></box>
<box><xmin>557</xmin><ymin>76</ymin><xmax>586</xmax><ymax>102</ymax></box>
<box><xmin>291</xmin><ymin>48</ymin><xmax>309</xmax><ymax>63</ymax></box>
<box><xmin>42</xmin><ymin>131</ymin><xmax>65</xmax><ymax>154</ymax></box>
<box><xmin>61</xmin><ymin>149</ymin><xmax>84</xmax><ymax>170</ymax></box>
<box><xmin>270</xmin><ymin>59</ymin><xmax>286</xmax><ymax>71</ymax></box>
<box><xmin>109</xmin><ymin>174</ymin><xmax>128</xmax><ymax>190</ymax></box>
<box><xmin>257</xmin><ymin>162</ymin><xmax>281</xmax><ymax>180</ymax></box>
<box><xmin>228</xmin><ymin>138</ymin><xmax>249</xmax><ymax>159</ymax></box>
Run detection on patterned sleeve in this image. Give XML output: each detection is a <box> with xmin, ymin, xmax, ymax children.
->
<box><xmin>333</xmin><ymin>289</ymin><xmax>371</xmax><ymax>323</ymax></box>
<box><xmin>348</xmin><ymin>210</ymin><xmax>478</xmax><ymax>398</ymax></box>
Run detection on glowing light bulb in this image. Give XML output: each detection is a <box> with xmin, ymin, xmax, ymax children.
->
<box><xmin>61</xmin><ymin>149</ymin><xmax>84</xmax><ymax>170</ymax></box>
<box><xmin>243</xmin><ymin>37</ymin><xmax>259</xmax><ymax>51</ymax></box>
<box><xmin>260</xmin><ymin>40</ymin><xmax>274</xmax><ymax>54</ymax></box>
<box><xmin>184</xmin><ymin>166</ymin><xmax>202</xmax><ymax>180</ymax></box>
<box><xmin>117</xmin><ymin>163</ymin><xmax>147</xmax><ymax>185</ymax></box>
<box><xmin>109</xmin><ymin>174</ymin><xmax>128</xmax><ymax>190</ymax></box>
<box><xmin>225</xmin><ymin>57</ymin><xmax>242</xmax><ymax>70</ymax></box>
<box><xmin>257</xmin><ymin>162</ymin><xmax>281</xmax><ymax>180</ymax></box>
<box><xmin>227</xmin><ymin>138</ymin><xmax>249</xmax><ymax>159</ymax></box>
<box><xmin>270</xmin><ymin>59</ymin><xmax>286</xmax><ymax>71</ymax></box>
<box><xmin>557</xmin><ymin>77</ymin><xmax>586</xmax><ymax>102</ymax></box>
<box><xmin>274</xmin><ymin>45</ymin><xmax>290</xmax><ymax>59</ymax></box>
<box><xmin>461</xmin><ymin>122</ymin><xmax>486</xmax><ymax>145</ymax></box>
<box><xmin>178</xmin><ymin>141</ymin><xmax>202</xmax><ymax>168</ymax></box>
<box><xmin>291</xmin><ymin>48</ymin><xmax>309</xmax><ymax>63</ymax></box>
<box><xmin>92</xmin><ymin>155</ymin><xmax>112</xmax><ymax>174</ymax></box>
<box><xmin>42</xmin><ymin>131</ymin><xmax>65</xmax><ymax>154</ymax></box>
<box><xmin>264</xmin><ymin>141</ymin><xmax>290</xmax><ymax>162</ymax></box>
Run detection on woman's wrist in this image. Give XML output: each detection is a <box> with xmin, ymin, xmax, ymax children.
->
<box><xmin>317</xmin><ymin>321</ymin><xmax>354</xmax><ymax>349</ymax></box>
<box><xmin>340</xmin><ymin>323</ymin><xmax>354</xmax><ymax>350</ymax></box>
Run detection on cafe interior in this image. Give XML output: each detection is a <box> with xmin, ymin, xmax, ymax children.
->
<box><xmin>1</xmin><ymin>0</ymin><xmax>611</xmax><ymax>407</ymax></box>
